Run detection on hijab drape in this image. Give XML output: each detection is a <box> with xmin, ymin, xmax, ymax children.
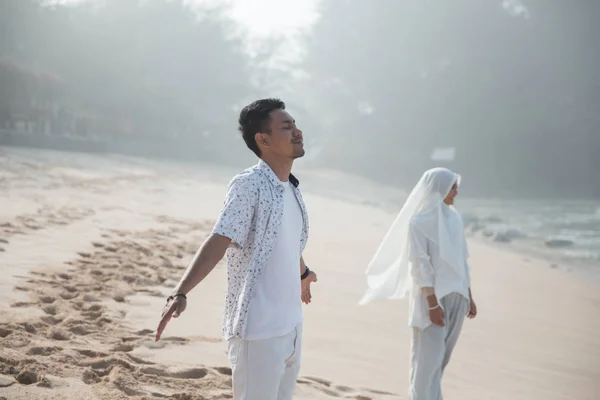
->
<box><xmin>359</xmin><ymin>168</ymin><xmax>464</xmax><ymax>305</ymax></box>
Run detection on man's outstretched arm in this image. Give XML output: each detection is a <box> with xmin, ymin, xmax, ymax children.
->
<box><xmin>155</xmin><ymin>233</ymin><xmax>230</xmax><ymax>341</ymax></box>
<box><xmin>173</xmin><ymin>233</ymin><xmax>231</xmax><ymax>295</ymax></box>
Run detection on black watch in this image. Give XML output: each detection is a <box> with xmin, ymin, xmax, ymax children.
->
<box><xmin>166</xmin><ymin>293</ymin><xmax>187</xmax><ymax>303</ymax></box>
<box><xmin>301</xmin><ymin>266</ymin><xmax>311</xmax><ymax>280</ymax></box>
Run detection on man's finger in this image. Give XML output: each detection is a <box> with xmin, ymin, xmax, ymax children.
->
<box><xmin>302</xmin><ymin>289</ymin><xmax>311</xmax><ymax>304</ymax></box>
<box><xmin>155</xmin><ymin>304</ymin><xmax>175</xmax><ymax>341</ymax></box>
<box><xmin>155</xmin><ymin>316</ymin><xmax>169</xmax><ymax>341</ymax></box>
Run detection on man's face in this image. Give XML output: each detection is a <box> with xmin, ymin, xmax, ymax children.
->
<box><xmin>443</xmin><ymin>181</ymin><xmax>458</xmax><ymax>205</ymax></box>
<box><xmin>256</xmin><ymin>109</ymin><xmax>305</xmax><ymax>159</ymax></box>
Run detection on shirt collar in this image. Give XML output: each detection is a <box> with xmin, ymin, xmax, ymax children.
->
<box><xmin>258</xmin><ymin>160</ymin><xmax>300</xmax><ymax>189</ymax></box>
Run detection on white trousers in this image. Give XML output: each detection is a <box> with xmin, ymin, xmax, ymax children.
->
<box><xmin>227</xmin><ymin>324</ymin><xmax>302</xmax><ymax>400</ymax></box>
<box><xmin>409</xmin><ymin>292</ymin><xmax>468</xmax><ymax>400</ymax></box>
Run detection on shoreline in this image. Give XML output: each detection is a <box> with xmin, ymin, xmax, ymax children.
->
<box><xmin>472</xmin><ymin>235</ymin><xmax>600</xmax><ymax>284</ymax></box>
<box><xmin>296</xmin><ymin>166</ymin><xmax>600</xmax><ymax>283</ymax></box>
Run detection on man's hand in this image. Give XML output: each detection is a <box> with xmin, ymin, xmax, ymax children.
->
<box><xmin>155</xmin><ymin>296</ymin><xmax>187</xmax><ymax>341</ymax></box>
<box><xmin>429</xmin><ymin>306</ymin><xmax>445</xmax><ymax>327</ymax></box>
<box><xmin>301</xmin><ymin>271</ymin><xmax>317</xmax><ymax>304</ymax></box>
<box><xmin>154</xmin><ymin>233</ymin><xmax>229</xmax><ymax>342</ymax></box>
<box><xmin>467</xmin><ymin>297</ymin><xmax>477</xmax><ymax>319</ymax></box>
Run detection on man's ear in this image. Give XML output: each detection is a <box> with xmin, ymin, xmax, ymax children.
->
<box><xmin>255</xmin><ymin>132</ymin><xmax>269</xmax><ymax>147</ymax></box>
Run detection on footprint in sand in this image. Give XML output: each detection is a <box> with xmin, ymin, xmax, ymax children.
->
<box><xmin>0</xmin><ymin>326</ymin><xmax>14</xmax><ymax>338</ymax></box>
<box><xmin>297</xmin><ymin>376</ymin><xmax>394</xmax><ymax>399</ymax></box>
<box><xmin>26</xmin><ymin>346</ymin><xmax>63</xmax><ymax>356</ymax></box>
<box><xmin>1</xmin><ymin>331</ymin><xmax>30</xmax><ymax>348</ymax></box>
<box><xmin>335</xmin><ymin>385</ymin><xmax>354</xmax><ymax>393</ymax></box>
<box><xmin>69</xmin><ymin>324</ymin><xmax>93</xmax><ymax>336</ymax></box>
<box><xmin>10</xmin><ymin>301</ymin><xmax>36</xmax><ymax>308</ymax></box>
<box><xmin>41</xmin><ymin>305</ymin><xmax>58</xmax><ymax>315</ymax></box>
<box><xmin>59</xmin><ymin>289</ymin><xmax>79</xmax><ymax>301</ymax></box>
<box><xmin>302</xmin><ymin>376</ymin><xmax>332</xmax><ymax>387</ymax></box>
<box><xmin>140</xmin><ymin>366</ymin><xmax>208</xmax><ymax>379</ymax></box>
<box><xmin>40</xmin><ymin>315</ymin><xmax>64</xmax><ymax>326</ymax></box>
<box><xmin>111</xmin><ymin>343</ymin><xmax>135</xmax><ymax>352</ymax></box>
<box><xmin>15</xmin><ymin>367</ymin><xmax>40</xmax><ymax>385</ymax></box>
<box><xmin>106</xmin><ymin>366</ymin><xmax>146</xmax><ymax>396</ymax></box>
<box><xmin>56</xmin><ymin>273</ymin><xmax>72</xmax><ymax>281</ymax></box>
<box><xmin>213</xmin><ymin>367</ymin><xmax>232</xmax><ymax>376</ymax></box>
<box><xmin>38</xmin><ymin>295</ymin><xmax>56</xmax><ymax>304</ymax></box>
<box><xmin>86</xmin><ymin>356</ymin><xmax>135</xmax><ymax>373</ymax></box>
<box><xmin>82</xmin><ymin>303</ymin><xmax>103</xmax><ymax>312</ymax></box>
<box><xmin>82</xmin><ymin>294</ymin><xmax>100</xmax><ymax>303</ymax></box>
<box><xmin>72</xmin><ymin>349</ymin><xmax>109</xmax><ymax>360</ymax></box>
<box><xmin>47</xmin><ymin>328</ymin><xmax>71</xmax><ymax>341</ymax></box>
<box><xmin>19</xmin><ymin>322</ymin><xmax>41</xmax><ymax>334</ymax></box>
<box><xmin>123</xmin><ymin>354</ymin><xmax>155</xmax><ymax>366</ymax></box>
<box><xmin>80</xmin><ymin>310</ymin><xmax>102</xmax><ymax>321</ymax></box>
<box><xmin>82</xmin><ymin>369</ymin><xmax>101</xmax><ymax>384</ymax></box>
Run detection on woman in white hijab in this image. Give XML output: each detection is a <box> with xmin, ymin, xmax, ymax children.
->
<box><xmin>359</xmin><ymin>167</ymin><xmax>477</xmax><ymax>400</ymax></box>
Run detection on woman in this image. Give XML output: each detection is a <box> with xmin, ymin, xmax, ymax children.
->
<box><xmin>359</xmin><ymin>167</ymin><xmax>477</xmax><ymax>400</ymax></box>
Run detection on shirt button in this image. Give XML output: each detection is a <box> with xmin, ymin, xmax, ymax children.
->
<box><xmin>278</xmin><ymin>186</ymin><xmax>284</xmax><ymax>194</ymax></box>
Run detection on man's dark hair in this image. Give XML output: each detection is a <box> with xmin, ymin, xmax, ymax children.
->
<box><xmin>238</xmin><ymin>98</ymin><xmax>286</xmax><ymax>157</ymax></box>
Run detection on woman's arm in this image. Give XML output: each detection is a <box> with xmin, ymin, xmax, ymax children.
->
<box><xmin>409</xmin><ymin>223</ymin><xmax>437</xmax><ymax>305</ymax></box>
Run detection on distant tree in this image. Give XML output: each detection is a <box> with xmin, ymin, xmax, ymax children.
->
<box><xmin>1</xmin><ymin>0</ymin><xmax>257</xmax><ymax>165</ymax></box>
<box><xmin>300</xmin><ymin>0</ymin><xmax>600</xmax><ymax>198</ymax></box>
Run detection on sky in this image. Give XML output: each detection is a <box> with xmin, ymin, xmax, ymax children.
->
<box><xmin>49</xmin><ymin>0</ymin><xmax>322</xmax><ymax>67</ymax></box>
<box><xmin>50</xmin><ymin>0</ymin><xmax>321</xmax><ymax>38</ymax></box>
<box><xmin>197</xmin><ymin>0</ymin><xmax>321</xmax><ymax>39</ymax></box>
<box><xmin>46</xmin><ymin>0</ymin><xmax>530</xmax><ymax>67</ymax></box>
<box><xmin>197</xmin><ymin>0</ymin><xmax>322</xmax><ymax>66</ymax></box>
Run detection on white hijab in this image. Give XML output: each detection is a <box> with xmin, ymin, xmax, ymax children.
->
<box><xmin>359</xmin><ymin>167</ymin><xmax>466</xmax><ymax>305</ymax></box>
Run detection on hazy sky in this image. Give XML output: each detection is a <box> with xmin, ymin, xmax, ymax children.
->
<box><xmin>207</xmin><ymin>0</ymin><xmax>321</xmax><ymax>66</ymax></box>
<box><xmin>49</xmin><ymin>0</ymin><xmax>321</xmax><ymax>66</ymax></box>
<box><xmin>50</xmin><ymin>0</ymin><xmax>321</xmax><ymax>37</ymax></box>
<box><xmin>46</xmin><ymin>0</ymin><xmax>531</xmax><ymax>66</ymax></box>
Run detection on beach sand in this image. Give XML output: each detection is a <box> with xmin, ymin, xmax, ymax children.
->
<box><xmin>1</xmin><ymin>147</ymin><xmax>599</xmax><ymax>400</ymax></box>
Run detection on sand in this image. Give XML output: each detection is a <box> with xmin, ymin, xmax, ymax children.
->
<box><xmin>1</xmin><ymin>146</ymin><xmax>599</xmax><ymax>400</ymax></box>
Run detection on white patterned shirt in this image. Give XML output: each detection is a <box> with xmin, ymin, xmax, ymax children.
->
<box><xmin>212</xmin><ymin>160</ymin><xmax>309</xmax><ymax>339</ymax></box>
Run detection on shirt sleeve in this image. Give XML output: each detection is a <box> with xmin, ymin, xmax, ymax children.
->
<box><xmin>212</xmin><ymin>178</ymin><xmax>256</xmax><ymax>248</ymax></box>
<box><xmin>409</xmin><ymin>222</ymin><xmax>435</xmax><ymax>288</ymax></box>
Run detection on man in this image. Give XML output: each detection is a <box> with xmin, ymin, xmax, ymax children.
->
<box><xmin>155</xmin><ymin>98</ymin><xmax>317</xmax><ymax>400</ymax></box>
<box><xmin>359</xmin><ymin>168</ymin><xmax>477</xmax><ymax>400</ymax></box>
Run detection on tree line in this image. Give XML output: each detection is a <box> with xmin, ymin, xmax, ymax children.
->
<box><xmin>1</xmin><ymin>0</ymin><xmax>598</xmax><ymax>198</ymax></box>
